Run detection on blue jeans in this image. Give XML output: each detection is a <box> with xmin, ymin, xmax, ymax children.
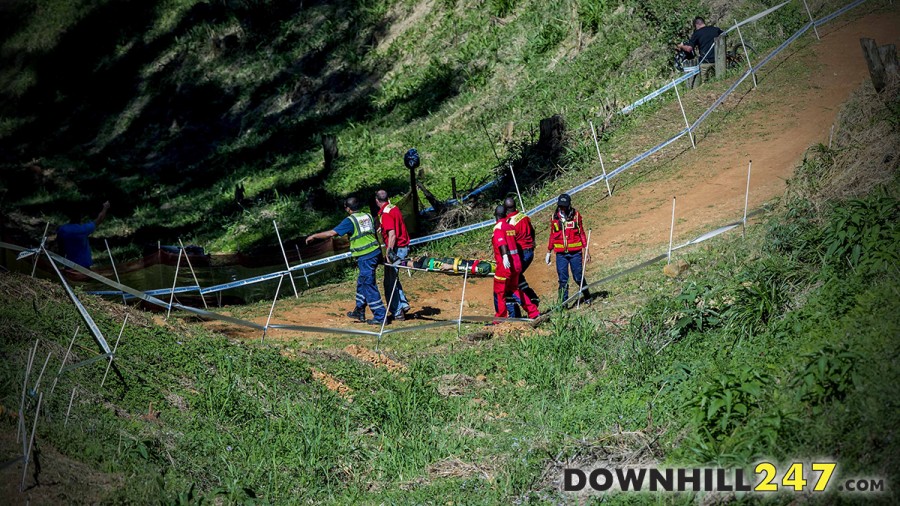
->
<box><xmin>354</xmin><ymin>254</ymin><xmax>386</xmax><ymax>321</ymax></box>
<box><xmin>556</xmin><ymin>251</ymin><xmax>587</xmax><ymax>302</ymax></box>
<box><xmin>384</xmin><ymin>246</ymin><xmax>411</xmax><ymax>317</ymax></box>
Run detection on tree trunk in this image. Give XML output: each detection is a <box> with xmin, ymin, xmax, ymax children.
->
<box><xmin>860</xmin><ymin>38</ymin><xmax>887</xmax><ymax>93</ymax></box>
<box><xmin>322</xmin><ymin>134</ymin><xmax>338</xmax><ymax>173</ymax></box>
<box><xmin>878</xmin><ymin>44</ymin><xmax>898</xmax><ymax>84</ymax></box>
<box><xmin>538</xmin><ymin>114</ymin><xmax>566</xmax><ymax>156</ymax></box>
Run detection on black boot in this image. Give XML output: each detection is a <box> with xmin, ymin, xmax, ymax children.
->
<box><xmin>347</xmin><ymin>307</ymin><xmax>365</xmax><ymax>322</ymax></box>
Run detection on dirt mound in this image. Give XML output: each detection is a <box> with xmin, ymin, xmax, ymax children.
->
<box><xmin>432</xmin><ymin>373</ymin><xmax>485</xmax><ymax>396</ymax></box>
<box><xmin>343</xmin><ymin>344</ymin><xmax>407</xmax><ymax>372</ymax></box>
<box><xmin>311</xmin><ymin>368</ymin><xmax>353</xmax><ymax>400</ymax></box>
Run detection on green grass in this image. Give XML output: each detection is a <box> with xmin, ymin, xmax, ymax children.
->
<box><xmin>3</xmin><ymin>115</ymin><xmax>898</xmax><ymax>502</ymax></box>
<box><xmin>0</xmin><ymin>0</ymin><xmax>865</xmax><ymax>256</ymax></box>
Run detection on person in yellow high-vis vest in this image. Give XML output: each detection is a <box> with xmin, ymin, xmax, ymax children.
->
<box><xmin>306</xmin><ymin>197</ymin><xmax>387</xmax><ymax>325</ymax></box>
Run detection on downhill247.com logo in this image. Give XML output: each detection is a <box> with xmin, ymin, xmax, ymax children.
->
<box><xmin>563</xmin><ymin>463</ymin><xmax>885</xmax><ymax>494</ymax></box>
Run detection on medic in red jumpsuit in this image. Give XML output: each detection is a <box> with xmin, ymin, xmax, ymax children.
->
<box><xmin>491</xmin><ymin>205</ymin><xmax>540</xmax><ymax>321</ymax></box>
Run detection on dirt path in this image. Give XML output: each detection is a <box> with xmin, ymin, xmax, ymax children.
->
<box><xmin>206</xmin><ymin>9</ymin><xmax>899</xmax><ymax>347</ymax></box>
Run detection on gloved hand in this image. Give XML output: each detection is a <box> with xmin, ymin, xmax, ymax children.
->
<box><xmin>545</xmin><ymin>252</ymin><xmax>552</xmax><ymax>265</ymax></box>
<box><xmin>502</xmin><ymin>255</ymin><xmax>511</xmax><ymax>270</ymax></box>
<box><xmin>387</xmin><ymin>248</ymin><xmax>399</xmax><ymax>264</ymax></box>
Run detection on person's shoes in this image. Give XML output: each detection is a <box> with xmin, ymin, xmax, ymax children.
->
<box><xmin>347</xmin><ymin>308</ymin><xmax>365</xmax><ymax>322</ymax></box>
<box><xmin>366</xmin><ymin>318</ymin><xmax>387</xmax><ymax>326</ymax></box>
<box><xmin>394</xmin><ymin>307</ymin><xmax>410</xmax><ymax>321</ymax></box>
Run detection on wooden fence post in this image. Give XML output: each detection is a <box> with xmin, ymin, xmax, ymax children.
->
<box><xmin>714</xmin><ymin>33</ymin><xmax>727</xmax><ymax>79</ymax></box>
<box><xmin>861</xmin><ymin>38</ymin><xmax>887</xmax><ymax>93</ymax></box>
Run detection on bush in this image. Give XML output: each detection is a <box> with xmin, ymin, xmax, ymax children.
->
<box><xmin>792</xmin><ymin>344</ymin><xmax>861</xmax><ymax>414</ymax></box>
<box><xmin>821</xmin><ymin>194</ymin><xmax>899</xmax><ymax>276</ymax></box>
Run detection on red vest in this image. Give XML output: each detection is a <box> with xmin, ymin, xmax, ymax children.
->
<box><xmin>547</xmin><ymin>209</ymin><xmax>586</xmax><ymax>253</ymax></box>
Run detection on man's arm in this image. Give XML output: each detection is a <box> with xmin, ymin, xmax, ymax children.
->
<box><xmin>95</xmin><ymin>201</ymin><xmax>110</xmax><ymax>227</ymax></box>
<box><xmin>386</xmin><ymin>229</ymin><xmax>397</xmax><ymax>251</ymax></box>
<box><xmin>499</xmin><ymin>244</ymin><xmax>511</xmax><ymax>270</ymax></box>
<box><xmin>679</xmin><ymin>32</ymin><xmax>700</xmax><ymax>53</ymax></box>
<box><xmin>305</xmin><ymin>230</ymin><xmax>338</xmax><ymax>243</ymax></box>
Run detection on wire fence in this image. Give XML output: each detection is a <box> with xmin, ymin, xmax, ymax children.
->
<box><xmin>3</xmin><ymin>0</ymin><xmax>871</xmax><ymax>340</ymax></box>
<box><xmin>2</xmin><ymin>0</ymin><xmax>876</xmax><ymax>492</ymax></box>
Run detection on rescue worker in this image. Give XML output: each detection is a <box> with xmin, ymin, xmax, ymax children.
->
<box><xmin>375</xmin><ymin>190</ymin><xmax>411</xmax><ymax>321</ymax></box>
<box><xmin>492</xmin><ymin>205</ymin><xmax>540</xmax><ymax>322</ymax></box>
<box><xmin>57</xmin><ymin>200</ymin><xmax>111</xmax><ymax>268</ymax></box>
<box><xmin>503</xmin><ymin>196</ymin><xmax>540</xmax><ymax>307</ymax></box>
<box><xmin>545</xmin><ymin>193</ymin><xmax>591</xmax><ymax>304</ymax></box>
<box><xmin>306</xmin><ymin>196</ymin><xmax>387</xmax><ymax>325</ymax></box>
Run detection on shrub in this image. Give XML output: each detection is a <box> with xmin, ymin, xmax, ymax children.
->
<box><xmin>821</xmin><ymin>194</ymin><xmax>899</xmax><ymax>276</ymax></box>
<box><xmin>792</xmin><ymin>343</ymin><xmax>861</xmax><ymax>414</ymax></box>
<box><xmin>725</xmin><ymin>256</ymin><xmax>801</xmax><ymax>331</ymax></box>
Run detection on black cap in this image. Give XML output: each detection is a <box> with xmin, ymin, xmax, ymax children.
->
<box><xmin>557</xmin><ymin>193</ymin><xmax>571</xmax><ymax>207</ymax></box>
<box><xmin>494</xmin><ymin>205</ymin><xmax>507</xmax><ymax>219</ymax></box>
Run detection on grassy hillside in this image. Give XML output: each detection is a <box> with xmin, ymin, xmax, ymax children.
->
<box><xmin>0</xmin><ymin>0</ymin><xmax>827</xmax><ymax>255</ymax></box>
<box><xmin>2</xmin><ymin>77</ymin><xmax>897</xmax><ymax>502</ymax></box>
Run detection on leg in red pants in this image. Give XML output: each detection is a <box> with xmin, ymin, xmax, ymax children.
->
<box><xmin>508</xmin><ymin>271</ymin><xmax>540</xmax><ymax>319</ymax></box>
<box><xmin>494</xmin><ymin>272</ymin><xmax>540</xmax><ymax>320</ymax></box>
<box><xmin>493</xmin><ymin>274</ymin><xmax>512</xmax><ymax>320</ymax></box>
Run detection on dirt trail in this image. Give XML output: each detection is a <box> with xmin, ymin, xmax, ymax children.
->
<box><xmin>207</xmin><ymin>10</ymin><xmax>899</xmax><ymax>346</ymax></box>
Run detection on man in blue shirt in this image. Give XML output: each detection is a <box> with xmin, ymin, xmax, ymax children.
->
<box><xmin>56</xmin><ymin>201</ymin><xmax>110</xmax><ymax>268</ymax></box>
<box><xmin>306</xmin><ymin>196</ymin><xmax>387</xmax><ymax>325</ymax></box>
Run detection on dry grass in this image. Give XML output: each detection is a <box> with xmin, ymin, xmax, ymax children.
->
<box><xmin>817</xmin><ymin>82</ymin><xmax>899</xmax><ymax>202</ymax></box>
<box><xmin>426</xmin><ymin>456</ymin><xmax>499</xmax><ymax>481</ymax></box>
<box><xmin>534</xmin><ymin>428</ymin><xmax>665</xmax><ymax>496</ymax></box>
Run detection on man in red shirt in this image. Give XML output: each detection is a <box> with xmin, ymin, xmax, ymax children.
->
<box><xmin>375</xmin><ymin>190</ymin><xmax>411</xmax><ymax>321</ymax></box>
<box><xmin>503</xmin><ymin>197</ymin><xmax>540</xmax><ymax>306</ymax></box>
<box><xmin>492</xmin><ymin>205</ymin><xmax>539</xmax><ymax>321</ymax></box>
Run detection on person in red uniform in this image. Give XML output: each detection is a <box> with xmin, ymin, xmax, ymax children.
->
<box><xmin>545</xmin><ymin>193</ymin><xmax>591</xmax><ymax>305</ymax></box>
<box><xmin>503</xmin><ymin>196</ymin><xmax>540</xmax><ymax>308</ymax></box>
<box><xmin>492</xmin><ymin>205</ymin><xmax>540</xmax><ymax>322</ymax></box>
<box><xmin>375</xmin><ymin>190</ymin><xmax>411</xmax><ymax>321</ymax></box>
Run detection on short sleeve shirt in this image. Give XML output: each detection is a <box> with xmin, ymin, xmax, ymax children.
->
<box><xmin>57</xmin><ymin>221</ymin><xmax>96</xmax><ymax>267</ymax></box>
<box><xmin>378</xmin><ymin>203</ymin><xmax>410</xmax><ymax>248</ymax></box>
<box><xmin>333</xmin><ymin>216</ymin><xmax>380</xmax><ymax>260</ymax></box>
<box><xmin>689</xmin><ymin>26</ymin><xmax>723</xmax><ymax>63</ymax></box>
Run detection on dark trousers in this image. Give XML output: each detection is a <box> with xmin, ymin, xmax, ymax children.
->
<box><xmin>556</xmin><ymin>251</ymin><xmax>588</xmax><ymax>302</ymax></box>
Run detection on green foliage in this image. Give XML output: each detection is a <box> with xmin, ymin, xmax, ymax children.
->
<box><xmin>524</xmin><ymin>20</ymin><xmax>567</xmax><ymax>61</ymax></box>
<box><xmin>793</xmin><ymin>344</ymin><xmax>861</xmax><ymax>413</ymax></box>
<box><xmin>490</xmin><ymin>0</ymin><xmax>517</xmax><ymax>18</ymax></box>
<box><xmin>670</xmin><ymin>282</ymin><xmax>724</xmax><ymax>337</ymax></box>
<box><xmin>822</xmin><ymin>194</ymin><xmax>900</xmax><ymax>275</ymax></box>
<box><xmin>725</xmin><ymin>256</ymin><xmax>800</xmax><ymax>331</ymax></box>
<box><xmin>683</xmin><ymin>366</ymin><xmax>797</xmax><ymax>466</ymax></box>
<box><xmin>577</xmin><ymin>0</ymin><xmax>608</xmax><ymax>33</ymax></box>
<box><xmin>687</xmin><ymin>366</ymin><xmax>771</xmax><ymax>442</ymax></box>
